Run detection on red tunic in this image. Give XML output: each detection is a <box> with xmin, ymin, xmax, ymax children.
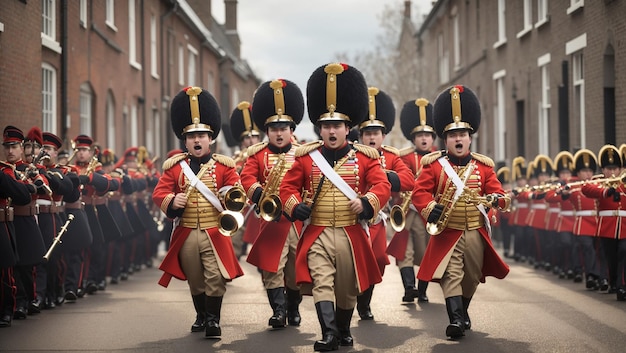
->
<box><xmin>545</xmin><ymin>186</ymin><xmax>576</xmax><ymax>233</ymax></box>
<box><xmin>152</xmin><ymin>156</ymin><xmax>244</xmax><ymax>287</ymax></box>
<box><xmin>412</xmin><ymin>154</ymin><xmax>510</xmax><ymax>282</ymax></box>
<box><xmin>566</xmin><ymin>187</ymin><xmax>598</xmax><ymax>237</ymax></box>
<box><xmin>240</xmin><ymin>143</ymin><xmax>303</xmax><ymax>272</ymax></box>
<box><xmin>279</xmin><ymin>143</ymin><xmax>391</xmax><ymax>293</ymax></box>
<box><xmin>582</xmin><ymin>182</ymin><xmax>626</xmax><ymax>239</ymax></box>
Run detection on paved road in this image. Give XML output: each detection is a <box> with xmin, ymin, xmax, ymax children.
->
<box><xmin>1</xmin><ymin>252</ymin><xmax>625</xmax><ymax>353</ymax></box>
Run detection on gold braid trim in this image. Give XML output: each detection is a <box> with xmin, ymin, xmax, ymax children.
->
<box><xmin>381</xmin><ymin>145</ymin><xmax>400</xmax><ymax>156</ymax></box>
<box><xmin>364</xmin><ymin>192</ymin><xmax>381</xmax><ymax>214</ymax></box>
<box><xmin>398</xmin><ymin>146</ymin><xmax>414</xmax><ymax>157</ymax></box>
<box><xmin>247</xmin><ymin>182</ymin><xmax>262</xmax><ymax>200</ymax></box>
<box><xmin>353</xmin><ymin>143</ymin><xmax>379</xmax><ymax>159</ymax></box>
<box><xmin>295</xmin><ymin>140</ymin><xmax>323</xmax><ymax>157</ymax></box>
<box><xmin>284</xmin><ymin>195</ymin><xmax>300</xmax><ymax>216</ymax></box>
<box><xmin>212</xmin><ymin>154</ymin><xmax>236</xmax><ymax>168</ymax></box>
<box><xmin>161</xmin><ymin>193</ymin><xmax>175</xmax><ymax>213</ymax></box>
<box><xmin>246</xmin><ymin>142</ymin><xmax>268</xmax><ymax>157</ymax></box>
<box><xmin>421</xmin><ymin>200</ymin><xmax>437</xmax><ymax>220</ymax></box>
<box><xmin>420</xmin><ymin>150</ymin><xmax>443</xmax><ymax>166</ymax></box>
<box><xmin>471</xmin><ymin>152</ymin><xmax>495</xmax><ymax>167</ymax></box>
<box><xmin>162</xmin><ymin>153</ymin><xmax>188</xmax><ymax>171</ymax></box>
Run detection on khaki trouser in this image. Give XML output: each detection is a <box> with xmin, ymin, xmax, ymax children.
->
<box><xmin>440</xmin><ymin>229</ymin><xmax>485</xmax><ymax>298</ymax></box>
<box><xmin>262</xmin><ymin>224</ymin><xmax>299</xmax><ymax>291</ymax></box>
<box><xmin>397</xmin><ymin>209</ymin><xmax>430</xmax><ymax>268</ymax></box>
<box><xmin>308</xmin><ymin>227</ymin><xmax>359</xmax><ymax>309</ymax></box>
<box><xmin>179</xmin><ymin>228</ymin><xmax>227</xmax><ymax>297</ymax></box>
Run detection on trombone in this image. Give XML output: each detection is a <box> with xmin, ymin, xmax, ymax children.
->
<box><xmin>43</xmin><ymin>214</ymin><xmax>75</xmax><ymax>261</ymax></box>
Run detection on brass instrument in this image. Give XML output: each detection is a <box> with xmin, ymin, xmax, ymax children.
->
<box><xmin>217</xmin><ymin>185</ymin><xmax>246</xmax><ymax>236</ymax></box>
<box><xmin>390</xmin><ymin>191</ymin><xmax>412</xmax><ymax>232</ymax></box>
<box><xmin>258</xmin><ymin>153</ymin><xmax>287</xmax><ymax>222</ymax></box>
<box><xmin>562</xmin><ymin>171</ymin><xmax>626</xmax><ymax>190</ymax></box>
<box><xmin>43</xmin><ymin>214</ymin><xmax>75</xmax><ymax>261</ymax></box>
<box><xmin>426</xmin><ymin>163</ymin><xmax>476</xmax><ymax>236</ymax></box>
<box><xmin>64</xmin><ymin>140</ymin><xmax>78</xmax><ymax>166</ymax></box>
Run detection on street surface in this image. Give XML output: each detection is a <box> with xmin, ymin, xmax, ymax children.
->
<box><xmin>1</xmin><ymin>250</ymin><xmax>625</xmax><ymax>353</ymax></box>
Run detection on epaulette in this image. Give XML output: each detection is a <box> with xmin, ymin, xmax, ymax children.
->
<box><xmin>398</xmin><ymin>146</ymin><xmax>414</xmax><ymax>157</ymax></box>
<box><xmin>212</xmin><ymin>154</ymin><xmax>236</xmax><ymax>168</ymax></box>
<box><xmin>246</xmin><ymin>142</ymin><xmax>268</xmax><ymax>157</ymax></box>
<box><xmin>471</xmin><ymin>152</ymin><xmax>495</xmax><ymax>167</ymax></box>
<box><xmin>420</xmin><ymin>150</ymin><xmax>444</xmax><ymax>166</ymax></box>
<box><xmin>353</xmin><ymin>143</ymin><xmax>380</xmax><ymax>159</ymax></box>
<box><xmin>381</xmin><ymin>145</ymin><xmax>400</xmax><ymax>156</ymax></box>
<box><xmin>162</xmin><ymin>153</ymin><xmax>187</xmax><ymax>171</ymax></box>
<box><xmin>295</xmin><ymin>140</ymin><xmax>323</xmax><ymax>157</ymax></box>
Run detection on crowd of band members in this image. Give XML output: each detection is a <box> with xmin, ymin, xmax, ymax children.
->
<box><xmin>1</xmin><ymin>126</ymin><xmax>166</xmax><ymax>328</ymax></box>
<box><xmin>495</xmin><ymin>144</ymin><xmax>626</xmax><ymax>301</ymax></box>
<box><xmin>3</xmin><ymin>63</ymin><xmax>623</xmax><ymax>351</ymax></box>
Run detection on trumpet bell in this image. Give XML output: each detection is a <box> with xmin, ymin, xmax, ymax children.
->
<box><xmin>217</xmin><ymin>210</ymin><xmax>244</xmax><ymax>237</ymax></box>
<box><xmin>389</xmin><ymin>205</ymin><xmax>406</xmax><ymax>232</ymax></box>
<box><xmin>224</xmin><ymin>187</ymin><xmax>246</xmax><ymax>212</ymax></box>
<box><xmin>425</xmin><ymin>221</ymin><xmax>444</xmax><ymax>236</ymax></box>
<box><xmin>259</xmin><ymin>195</ymin><xmax>282</xmax><ymax>222</ymax></box>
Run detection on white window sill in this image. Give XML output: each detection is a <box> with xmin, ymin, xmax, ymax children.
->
<box><xmin>454</xmin><ymin>64</ymin><xmax>463</xmax><ymax>73</ymax></box>
<box><xmin>516</xmin><ymin>26</ymin><xmax>532</xmax><ymax>39</ymax></box>
<box><xmin>493</xmin><ymin>39</ymin><xmax>507</xmax><ymax>49</ymax></box>
<box><xmin>151</xmin><ymin>72</ymin><xmax>160</xmax><ymax>80</ymax></box>
<box><xmin>41</xmin><ymin>34</ymin><xmax>62</xmax><ymax>54</ymax></box>
<box><xmin>0</xmin><ymin>22</ymin><xmax>4</xmax><ymax>32</ymax></box>
<box><xmin>130</xmin><ymin>61</ymin><xmax>142</xmax><ymax>71</ymax></box>
<box><xmin>567</xmin><ymin>3</ymin><xmax>584</xmax><ymax>15</ymax></box>
<box><xmin>106</xmin><ymin>21</ymin><xmax>118</xmax><ymax>32</ymax></box>
<box><xmin>535</xmin><ymin>17</ymin><xmax>549</xmax><ymax>29</ymax></box>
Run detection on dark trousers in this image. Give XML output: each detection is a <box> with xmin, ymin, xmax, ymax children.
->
<box><xmin>63</xmin><ymin>250</ymin><xmax>84</xmax><ymax>293</ymax></box>
<box><xmin>573</xmin><ymin>235</ymin><xmax>597</xmax><ymax>277</ymax></box>
<box><xmin>14</xmin><ymin>265</ymin><xmax>35</xmax><ymax>308</ymax></box>
<box><xmin>1</xmin><ymin>268</ymin><xmax>16</xmax><ymax>316</ymax></box>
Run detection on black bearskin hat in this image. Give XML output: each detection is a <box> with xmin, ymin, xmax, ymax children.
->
<box><xmin>399</xmin><ymin>98</ymin><xmax>435</xmax><ymax>141</ymax></box>
<box><xmin>432</xmin><ymin>85</ymin><xmax>481</xmax><ymax>138</ymax></box>
<box><xmin>170</xmin><ymin>86</ymin><xmax>221</xmax><ymax>139</ymax></box>
<box><xmin>252</xmin><ymin>79</ymin><xmax>304</xmax><ymax>130</ymax></box>
<box><xmin>532</xmin><ymin>154</ymin><xmax>554</xmax><ymax>178</ymax></box>
<box><xmin>598</xmin><ymin>144</ymin><xmax>623</xmax><ymax>169</ymax></box>
<box><xmin>230</xmin><ymin>101</ymin><xmax>261</xmax><ymax>141</ymax></box>
<box><xmin>359</xmin><ymin>87</ymin><xmax>395</xmax><ymax>134</ymax></box>
<box><xmin>553</xmin><ymin>151</ymin><xmax>574</xmax><ymax>173</ymax></box>
<box><xmin>573</xmin><ymin>149</ymin><xmax>597</xmax><ymax>173</ymax></box>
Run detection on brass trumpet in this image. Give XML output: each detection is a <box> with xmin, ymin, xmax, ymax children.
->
<box><xmin>258</xmin><ymin>154</ymin><xmax>287</xmax><ymax>222</ymax></box>
<box><xmin>390</xmin><ymin>191</ymin><xmax>412</xmax><ymax>232</ymax></box>
<box><xmin>563</xmin><ymin>171</ymin><xmax>626</xmax><ymax>190</ymax></box>
<box><xmin>217</xmin><ymin>185</ymin><xmax>247</xmax><ymax>236</ymax></box>
<box><xmin>43</xmin><ymin>214</ymin><xmax>75</xmax><ymax>261</ymax></box>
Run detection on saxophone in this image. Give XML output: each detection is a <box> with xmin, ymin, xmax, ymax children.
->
<box><xmin>258</xmin><ymin>153</ymin><xmax>287</xmax><ymax>221</ymax></box>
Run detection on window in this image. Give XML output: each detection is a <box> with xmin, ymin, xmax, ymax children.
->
<box><xmin>42</xmin><ymin>0</ymin><xmax>61</xmax><ymax>52</ymax></box>
<box><xmin>187</xmin><ymin>45</ymin><xmax>198</xmax><ymax>86</ymax></box>
<box><xmin>128</xmin><ymin>0</ymin><xmax>141</xmax><ymax>70</ymax></box>
<box><xmin>207</xmin><ymin>72</ymin><xmax>216</xmax><ymax>94</ymax></box>
<box><xmin>42</xmin><ymin>64</ymin><xmax>57</xmax><ymax>134</ymax></box>
<box><xmin>494</xmin><ymin>0</ymin><xmax>507</xmax><ymax>48</ymax></box>
<box><xmin>80</xmin><ymin>0</ymin><xmax>87</xmax><ymax>28</ymax></box>
<box><xmin>438</xmin><ymin>33</ymin><xmax>449</xmax><ymax>84</ymax></box>
<box><xmin>106</xmin><ymin>0</ymin><xmax>116</xmax><ymax>30</ymax></box>
<box><xmin>79</xmin><ymin>83</ymin><xmax>93</xmax><ymax>136</ymax></box>
<box><xmin>150</xmin><ymin>15</ymin><xmax>158</xmax><ymax>78</ymax></box>
<box><xmin>452</xmin><ymin>8</ymin><xmax>461</xmax><ymax>70</ymax></box>
<box><xmin>178</xmin><ymin>44</ymin><xmax>184</xmax><ymax>86</ymax></box>
<box><xmin>493</xmin><ymin>70</ymin><xmax>506</xmax><ymax>161</ymax></box>
<box><xmin>106</xmin><ymin>92</ymin><xmax>116</xmax><ymax>150</ymax></box>
<box><xmin>572</xmin><ymin>52</ymin><xmax>585</xmax><ymax>148</ymax></box>
<box><xmin>537</xmin><ymin>54</ymin><xmax>551</xmax><ymax>154</ymax></box>
<box><xmin>517</xmin><ymin>0</ymin><xmax>533</xmax><ymax>38</ymax></box>
<box><xmin>567</xmin><ymin>0</ymin><xmax>584</xmax><ymax>15</ymax></box>
<box><xmin>130</xmin><ymin>104</ymin><xmax>138</xmax><ymax>147</ymax></box>
<box><xmin>536</xmin><ymin>0</ymin><xmax>549</xmax><ymax>27</ymax></box>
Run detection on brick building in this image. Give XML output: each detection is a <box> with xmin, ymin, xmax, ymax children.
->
<box><xmin>0</xmin><ymin>0</ymin><xmax>260</xmax><ymax>161</ymax></box>
<box><xmin>415</xmin><ymin>0</ymin><xmax>625</xmax><ymax>164</ymax></box>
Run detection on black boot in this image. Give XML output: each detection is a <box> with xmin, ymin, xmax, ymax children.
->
<box><xmin>205</xmin><ymin>296</ymin><xmax>222</xmax><ymax>337</ymax></box>
<box><xmin>462</xmin><ymin>296</ymin><xmax>472</xmax><ymax>330</ymax></box>
<box><xmin>286</xmin><ymin>288</ymin><xmax>302</xmax><ymax>326</ymax></box>
<box><xmin>191</xmin><ymin>294</ymin><xmax>207</xmax><ymax>332</ymax></box>
<box><xmin>267</xmin><ymin>287</ymin><xmax>286</xmax><ymax>329</ymax></box>
<box><xmin>314</xmin><ymin>301</ymin><xmax>339</xmax><ymax>351</ymax></box>
<box><xmin>336</xmin><ymin>307</ymin><xmax>354</xmax><ymax>346</ymax></box>
<box><xmin>416</xmin><ymin>280</ymin><xmax>429</xmax><ymax>302</ymax></box>
<box><xmin>357</xmin><ymin>286</ymin><xmax>374</xmax><ymax>320</ymax></box>
<box><xmin>400</xmin><ymin>267</ymin><xmax>419</xmax><ymax>302</ymax></box>
<box><xmin>445</xmin><ymin>296</ymin><xmax>465</xmax><ymax>339</ymax></box>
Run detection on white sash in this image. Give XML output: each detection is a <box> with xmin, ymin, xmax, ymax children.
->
<box><xmin>180</xmin><ymin>160</ymin><xmax>224</xmax><ymax>212</ymax></box>
<box><xmin>437</xmin><ymin>157</ymin><xmax>492</xmax><ymax>237</ymax></box>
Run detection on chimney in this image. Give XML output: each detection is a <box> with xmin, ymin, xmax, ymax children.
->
<box><xmin>187</xmin><ymin>0</ymin><xmax>213</xmax><ymax>29</ymax></box>
<box><xmin>224</xmin><ymin>0</ymin><xmax>240</xmax><ymax>57</ymax></box>
<box><xmin>404</xmin><ymin>0</ymin><xmax>411</xmax><ymax>19</ymax></box>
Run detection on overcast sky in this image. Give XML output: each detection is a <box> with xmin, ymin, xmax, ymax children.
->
<box><xmin>212</xmin><ymin>0</ymin><xmax>434</xmax><ymax>141</ymax></box>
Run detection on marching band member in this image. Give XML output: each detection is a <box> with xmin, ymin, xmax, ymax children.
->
<box><xmin>153</xmin><ymin>86</ymin><xmax>244</xmax><ymax>338</ymax></box>
<box><xmin>279</xmin><ymin>63</ymin><xmax>390</xmax><ymax>351</ymax></box>
<box><xmin>510</xmin><ymin>157</ymin><xmax>530</xmax><ymax>262</ymax></box>
<box><xmin>412</xmin><ymin>86</ymin><xmax>510</xmax><ymax>339</ymax></box>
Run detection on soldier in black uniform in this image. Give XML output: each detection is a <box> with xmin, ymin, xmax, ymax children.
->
<box><xmin>1</xmin><ymin>127</ymin><xmax>33</xmax><ymax>327</ymax></box>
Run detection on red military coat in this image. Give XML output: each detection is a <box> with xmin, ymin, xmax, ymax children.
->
<box><xmin>279</xmin><ymin>141</ymin><xmax>391</xmax><ymax>293</ymax></box>
<box><xmin>517</xmin><ymin>190</ymin><xmax>548</xmax><ymax>230</ymax></box>
<box><xmin>385</xmin><ymin>147</ymin><xmax>424</xmax><ymax>262</ymax></box>
<box><xmin>240</xmin><ymin>142</ymin><xmax>303</xmax><ymax>272</ymax></box>
<box><xmin>412</xmin><ymin>151</ymin><xmax>510</xmax><ymax>282</ymax></box>
<box><xmin>152</xmin><ymin>153</ymin><xmax>244</xmax><ymax>287</ymax></box>
<box><xmin>582</xmin><ymin>182</ymin><xmax>626</xmax><ymax>239</ymax></box>
<box><xmin>545</xmin><ymin>181</ymin><xmax>577</xmax><ymax>233</ymax></box>
<box><xmin>565</xmin><ymin>186</ymin><xmax>598</xmax><ymax>237</ymax></box>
